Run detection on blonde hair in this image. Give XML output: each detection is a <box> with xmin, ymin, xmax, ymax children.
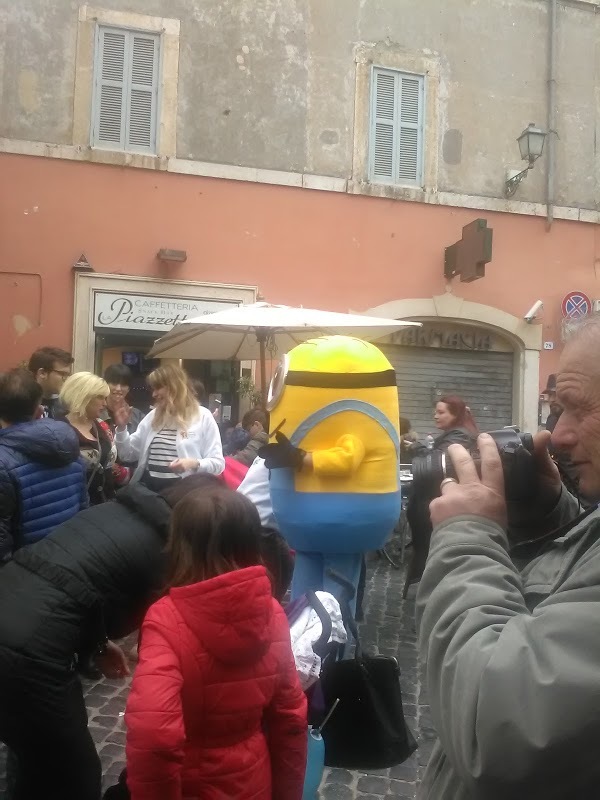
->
<box><xmin>148</xmin><ymin>364</ymin><xmax>200</xmax><ymax>430</ymax></box>
<box><xmin>60</xmin><ymin>372</ymin><xmax>109</xmax><ymax>418</ymax></box>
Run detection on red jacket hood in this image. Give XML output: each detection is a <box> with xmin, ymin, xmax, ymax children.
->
<box><xmin>169</xmin><ymin>565</ymin><xmax>274</xmax><ymax>665</ymax></box>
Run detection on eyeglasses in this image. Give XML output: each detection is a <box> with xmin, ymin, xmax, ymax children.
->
<box><xmin>50</xmin><ymin>369</ymin><xmax>71</xmax><ymax>380</ymax></box>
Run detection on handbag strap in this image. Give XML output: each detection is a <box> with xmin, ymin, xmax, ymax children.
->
<box><xmin>85</xmin><ymin>421</ymin><xmax>106</xmax><ymax>490</ymax></box>
<box><xmin>325</xmin><ymin>568</ymin><xmax>362</xmax><ymax>660</ymax></box>
<box><xmin>307</xmin><ymin>590</ymin><xmax>333</xmax><ymax>658</ymax></box>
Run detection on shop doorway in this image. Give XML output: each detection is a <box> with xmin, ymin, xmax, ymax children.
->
<box><xmin>95</xmin><ymin>332</ymin><xmax>241</xmax><ymax>422</ymax></box>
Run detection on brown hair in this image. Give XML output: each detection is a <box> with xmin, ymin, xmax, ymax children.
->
<box><xmin>28</xmin><ymin>347</ymin><xmax>73</xmax><ymax>375</ymax></box>
<box><xmin>147</xmin><ymin>363</ymin><xmax>199</xmax><ymax>430</ymax></box>
<box><xmin>190</xmin><ymin>379</ymin><xmax>206</xmax><ymax>404</ymax></box>
<box><xmin>0</xmin><ymin>368</ymin><xmax>43</xmax><ymax>423</ymax></box>
<box><xmin>437</xmin><ymin>395</ymin><xmax>479</xmax><ymax>435</ymax></box>
<box><xmin>241</xmin><ymin>407</ymin><xmax>269</xmax><ymax>431</ymax></box>
<box><xmin>165</xmin><ymin>486</ymin><xmax>263</xmax><ymax>588</ymax></box>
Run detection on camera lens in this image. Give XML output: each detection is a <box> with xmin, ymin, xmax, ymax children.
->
<box><xmin>411</xmin><ymin>428</ymin><xmax>537</xmax><ymax>502</ymax></box>
<box><xmin>411</xmin><ymin>449</ymin><xmax>446</xmax><ymax>498</ymax></box>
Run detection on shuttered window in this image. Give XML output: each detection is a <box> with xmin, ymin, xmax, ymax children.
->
<box><xmin>369</xmin><ymin>68</ymin><xmax>424</xmax><ymax>187</ymax></box>
<box><xmin>91</xmin><ymin>26</ymin><xmax>160</xmax><ymax>154</ymax></box>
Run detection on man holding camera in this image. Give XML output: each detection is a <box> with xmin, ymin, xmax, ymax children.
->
<box><xmin>417</xmin><ymin>318</ymin><xmax>600</xmax><ymax>800</ymax></box>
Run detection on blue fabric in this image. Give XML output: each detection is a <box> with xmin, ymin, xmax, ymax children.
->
<box><xmin>291</xmin><ymin>552</ymin><xmax>363</xmax><ymax>617</ymax></box>
<box><xmin>15</xmin><ymin>461</ymin><xmax>87</xmax><ymax>546</ymax></box>
<box><xmin>270</xmin><ymin>468</ymin><xmax>401</xmax><ymax>553</ymax></box>
<box><xmin>0</xmin><ymin>420</ymin><xmax>87</xmax><ymax>555</ymax></box>
<box><xmin>224</xmin><ymin>428</ymin><xmax>251</xmax><ymax>456</ymax></box>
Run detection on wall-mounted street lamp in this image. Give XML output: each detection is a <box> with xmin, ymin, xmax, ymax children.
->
<box><xmin>504</xmin><ymin>123</ymin><xmax>547</xmax><ymax>198</ymax></box>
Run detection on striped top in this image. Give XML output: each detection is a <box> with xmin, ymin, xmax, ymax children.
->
<box><xmin>146</xmin><ymin>429</ymin><xmax>179</xmax><ymax>481</ymax></box>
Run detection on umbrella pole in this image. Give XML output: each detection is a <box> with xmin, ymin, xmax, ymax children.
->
<box><xmin>258</xmin><ymin>333</ymin><xmax>267</xmax><ymax>407</ymax></box>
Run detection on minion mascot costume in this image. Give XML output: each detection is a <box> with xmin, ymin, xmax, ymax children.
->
<box><xmin>259</xmin><ymin>335</ymin><xmax>401</xmax><ymax>610</ymax></box>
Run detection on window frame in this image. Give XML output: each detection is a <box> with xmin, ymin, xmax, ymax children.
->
<box><xmin>73</xmin><ymin>7</ymin><xmax>180</xmax><ymax>165</ymax></box>
<box><xmin>90</xmin><ymin>23</ymin><xmax>162</xmax><ymax>155</ymax></box>
<box><xmin>368</xmin><ymin>66</ymin><xmax>426</xmax><ymax>188</ymax></box>
<box><xmin>351</xmin><ymin>44</ymin><xmax>439</xmax><ymax>198</ymax></box>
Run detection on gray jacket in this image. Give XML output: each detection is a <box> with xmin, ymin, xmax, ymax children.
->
<box><xmin>416</xmin><ymin>490</ymin><xmax>600</xmax><ymax>800</ymax></box>
<box><xmin>232</xmin><ymin>431</ymin><xmax>269</xmax><ymax>468</ymax></box>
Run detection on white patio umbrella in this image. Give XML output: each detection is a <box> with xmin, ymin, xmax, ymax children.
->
<box><xmin>147</xmin><ymin>301</ymin><xmax>418</xmax><ymax>396</ymax></box>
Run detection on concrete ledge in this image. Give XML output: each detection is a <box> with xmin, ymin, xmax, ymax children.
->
<box><xmin>169</xmin><ymin>158</ymin><xmax>304</xmax><ymax>188</ymax></box>
<box><xmin>80</xmin><ymin>5</ymin><xmax>181</xmax><ymax>35</ymax></box>
<box><xmin>0</xmin><ymin>136</ymin><xmax>598</xmax><ymax>224</ymax></box>
<box><xmin>302</xmin><ymin>174</ymin><xmax>348</xmax><ymax>192</ymax></box>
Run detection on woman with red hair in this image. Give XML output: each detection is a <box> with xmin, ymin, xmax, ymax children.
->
<box><xmin>432</xmin><ymin>394</ymin><xmax>479</xmax><ymax>440</ymax></box>
<box><xmin>404</xmin><ymin>396</ymin><xmax>479</xmax><ymax>595</ymax></box>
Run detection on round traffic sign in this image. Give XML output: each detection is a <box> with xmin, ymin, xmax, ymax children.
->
<box><xmin>561</xmin><ymin>291</ymin><xmax>592</xmax><ymax>319</ymax></box>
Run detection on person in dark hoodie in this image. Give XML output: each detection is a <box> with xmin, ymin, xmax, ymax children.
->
<box><xmin>0</xmin><ymin>367</ymin><xmax>87</xmax><ymax>559</ymax></box>
<box><xmin>0</xmin><ymin>472</ymin><xmax>223</xmax><ymax>800</ymax></box>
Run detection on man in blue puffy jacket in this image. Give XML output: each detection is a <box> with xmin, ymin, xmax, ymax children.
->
<box><xmin>0</xmin><ymin>368</ymin><xmax>87</xmax><ymax>559</ymax></box>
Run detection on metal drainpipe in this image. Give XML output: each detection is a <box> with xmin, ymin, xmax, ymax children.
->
<box><xmin>546</xmin><ymin>0</ymin><xmax>557</xmax><ymax>230</ymax></box>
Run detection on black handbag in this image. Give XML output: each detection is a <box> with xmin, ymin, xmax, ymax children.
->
<box><xmin>319</xmin><ymin>573</ymin><xmax>418</xmax><ymax>770</ymax></box>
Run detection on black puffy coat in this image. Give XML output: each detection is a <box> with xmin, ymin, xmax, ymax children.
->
<box><xmin>0</xmin><ymin>483</ymin><xmax>169</xmax><ymax>670</ymax></box>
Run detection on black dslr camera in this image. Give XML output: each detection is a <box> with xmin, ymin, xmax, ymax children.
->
<box><xmin>412</xmin><ymin>428</ymin><xmax>536</xmax><ymax>501</ymax></box>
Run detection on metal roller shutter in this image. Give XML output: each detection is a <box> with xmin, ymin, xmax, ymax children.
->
<box><xmin>380</xmin><ymin>345</ymin><xmax>514</xmax><ymax>437</ymax></box>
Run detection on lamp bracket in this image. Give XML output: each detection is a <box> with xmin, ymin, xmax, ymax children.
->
<box><xmin>504</xmin><ymin>165</ymin><xmax>531</xmax><ymax>198</ymax></box>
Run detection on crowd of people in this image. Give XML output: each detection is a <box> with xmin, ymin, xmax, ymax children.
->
<box><xmin>0</xmin><ymin>347</ymin><xmax>305</xmax><ymax>800</ymax></box>
<box><xmin>1</xmin><ymin>317</ymin><xmax>600</xmax><ymax>799</ymax></box>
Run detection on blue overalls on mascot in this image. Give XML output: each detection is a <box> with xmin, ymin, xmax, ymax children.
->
<box><xmin>259</xmin><ymin>335</ymin><xmax>401</xmax><ymax>610</ymax></box>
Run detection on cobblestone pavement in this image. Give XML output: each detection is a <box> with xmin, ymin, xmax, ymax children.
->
<box><xmin>0</xmin><ymin>552</ymin><xmax>431</xmax><ymax>799</ymax></box>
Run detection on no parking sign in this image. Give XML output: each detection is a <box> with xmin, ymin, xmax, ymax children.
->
<box><xmin>561</xmin><ymin>291</ymin><xmax>591</xmax><ymax>319</ymax></box>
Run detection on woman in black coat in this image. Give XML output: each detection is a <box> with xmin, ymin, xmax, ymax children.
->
<box><xmin>0</xmin><ymin>475</ymin><xmax>221</xmax><ymax>800</ymax></box>
<box><xmin>404</xmin><ymin>395</ymin><xmax>479</xmax><ymax>595</ymax></box>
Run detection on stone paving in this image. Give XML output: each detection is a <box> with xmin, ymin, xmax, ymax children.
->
<box><xmin>0</xmin><ymin>551</ymin><xmax>432</xmax><ymax>799</ymax></box>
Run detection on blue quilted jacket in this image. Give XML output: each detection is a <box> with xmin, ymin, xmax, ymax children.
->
<box><xmin>0</xmin><ymin>419</ymin><xmax>88</xmax><ymax>558</ymax></box>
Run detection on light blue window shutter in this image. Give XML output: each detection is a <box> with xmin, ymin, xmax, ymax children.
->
<box><xmin>126</xmin><ymin>34</ymin><xmax>160</xmax><ymax>152</ymax></box>
<box><xmin>397</xmin><ymin>75</ymin><xmax>424</xmax><ymax>185</ymax></box>
<box><xmin>371</xmin><ymin>69</ymin><xmax>397</xmax><ymax>182</ymax></box>
<box><xmin>369</xmin><ymin>68</ymin><xmax>424</xmax><ymax>187</ymax></box>
<box><xmin>93</xmin><ymin>29</ymin><xmax>127</xmax><ymax>148</ymax></box>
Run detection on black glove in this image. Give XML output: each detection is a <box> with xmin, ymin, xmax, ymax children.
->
<box><xmin>258</xmin><ymin>432</ymin><xmax>306</xmax><ymax>470</ymax></box>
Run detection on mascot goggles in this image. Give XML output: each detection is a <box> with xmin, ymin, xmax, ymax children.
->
<box><xmin>267</xmin><ymin>355</ymin><xmax>396</xmax><ymax>411</ymax></box>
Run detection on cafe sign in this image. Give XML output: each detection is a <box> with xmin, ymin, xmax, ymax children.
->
<box><xmin>93</xmin><ymin>292</ymin><xmax>238</xmax><ymax>333</ymax></box>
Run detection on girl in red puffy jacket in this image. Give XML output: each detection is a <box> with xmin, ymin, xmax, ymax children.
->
<box><xmin>125</xmin><ymin>486</ymin><xmax>308</xmax><ymax>800</ymax></box>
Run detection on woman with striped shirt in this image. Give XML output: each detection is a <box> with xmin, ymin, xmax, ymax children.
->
<box><xmin>113</xmin><ymin>364</ymin><xmax>225</xmax><ymax>491</ymax></box>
